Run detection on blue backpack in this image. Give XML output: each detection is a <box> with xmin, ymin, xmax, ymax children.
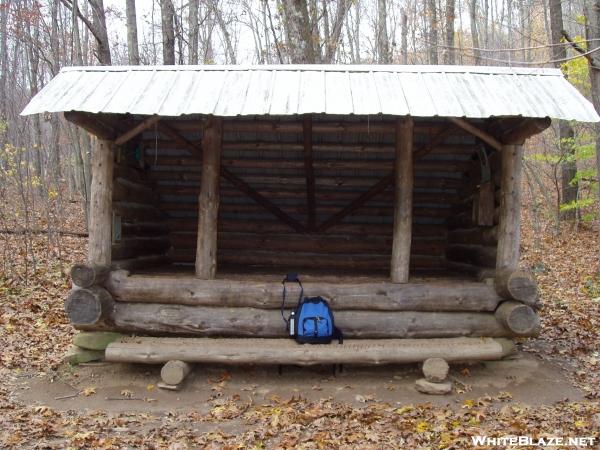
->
<box><xmin>281</xmin><ymin>273</ymin><xmax>343</xmax><ymax>344</ymax></box>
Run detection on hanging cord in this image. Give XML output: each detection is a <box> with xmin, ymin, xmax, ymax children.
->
<box><xmin>281</xmin><ymin>273</ymin><xmax>303</xmax><ymax>325</ymax></box>
<box><xmin>153</xmin><ymin>122</ymin><xmax>158</xmax><ymax>166</ymax></box>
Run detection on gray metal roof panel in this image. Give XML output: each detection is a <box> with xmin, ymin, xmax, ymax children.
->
<box><xmin>20</xmin><ymin>64</ymin><xmax>600</xmax><ymax>122</ymax></box>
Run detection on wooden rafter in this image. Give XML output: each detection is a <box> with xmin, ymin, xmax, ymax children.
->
<box><xmin>158</xmin><ymin>122</ymin><xmax>307</xmax><ymax>233</ymax></box>
<box><xmin>316</xmin><ymin>125</ymin><xmax>457</xmax><ymax>233</ymax></box>
<box><xmin>115</xmin><ymin>115</ymin><xmax>161</xmax><ymax>146</ymax></box>
<box><xmin>449</xmin><ymin>117</ymin><xmax>502</xmax><ymax>151</ymax></box>
<box><xmin>303</xmin><ymin>115</ymin><xmax>316</xmax><ymax>230</ymax></box>
<box><xmin>500</xmin><ymin>118</ymin><xmax>551</xmax><ymax>144</ymax></box>
<box><xmin>63</xmin><ymin>111</ymin><xmax>117</xmax><ymax>140</ymax></box>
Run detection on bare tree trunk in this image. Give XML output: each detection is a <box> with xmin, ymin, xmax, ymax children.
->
<box><xmin>188</xmin><ymin>0</ymin><xmax>199</xmax><ymax>64</ymax></box>
<box><xmin>88</xmin><ymin>0</ymin><xmax>111</xmax><ymax>64</ymax></box>
<box><xmin>377</xmin><ymin>0</ymin><xmax>390</xmax><ymax>63</ymax></box>
<box><xmin>428</xmin><ymin>0</ymin><xmax>438</xmax><ymax>64</ymax></box>
<box><xmin>445</xmin><ymin>0</ymin><xmax>456</xmax><ymax>64</ymax></box>
<box><xmin>470</xmin><ymin>0</ymin><xmax>481</xmax><ymax>64</ymax></box>
<box><xmin>0</xmin><ymin>0</ymin><xmax>7</xmax><ymax>124</ymax></box>
<box><xmin>401</xmin><ymin>8</ymin><xmax>408</xmax><ymax>64</ymax></box>
<box><xmin>281</xmin><ymin>0</ymin><xmax>317</xmax><ymax>63</ymax></box>
<box><xmin>160</xmin><ymin>0</ymin><xmax>176</xmax><ymax>65</ymax></box>
<box><xmin>49</xmin><ymin>0</ymin><xmax>61</xmax><ymax>187</ymax></box>
<box><xmin>24</xmin><ymin>1</ymin><xmax>43</xmax><ymax>185</ymax></box>
<box><xmin>584</xmin><ymin>0</ymin><xmax>600</xmax><ymax>231</ymax></box>
<box><xmin>126</xmin><ymin>0</ymin><xmax>140</xmax><ymax>65</ymax></box>
<box><xmin>549</xmin><ymin>0</ymin><xmax>577</xmax><ymax>220</ymax></box>
<box><xmin>209</xmin><ymin>0</ymin><xmax>237</xmax><ymax>64</ymax></box>
<box><xmin>72</xmin><ymin>0</ymin><xmax>83</xmax><ymax>65</ymax></box>
<box><xmin>323</xmin><ymin>0</ymin><xmax>349</xmax><ymax>62</ymax></box>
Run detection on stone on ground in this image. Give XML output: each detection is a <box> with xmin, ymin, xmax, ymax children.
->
<box><xmin>64</xmin><ymin>345</ymin><xmax>105</xmax><ymax>365</ymax></box>
<box><xmin>422</xmin><ymin>357</ymin><xmax>449</xmax><ymax>382</ymax></box>
<box><xmin>73</xmin><ymin>331</ymin><xmax>124</xmax><ymax>350</ymax></box>
<box><xmin>414</xmin><ymin>378</ymin><xmax>452</xmax><ymax>395</ymax></box>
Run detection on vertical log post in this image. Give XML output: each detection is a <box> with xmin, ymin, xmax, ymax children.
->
<box><xmin>195</xmin><ymin>116</ymin><xmax>223</xmax><ymax>279</ymax></box>
<box><xmin>303</xmin><ymin>115</ymin><xmax>316</xmax><ymax>231</ymax></box>
<box><xmin>496</xmin><ymin>144</ymin><xmax>523</xmax><ymax>270</ymax></box>
<box><xmin>391</xmin><ymin>117</ymin><xmax>414</xmax><ymax>283</ymax></box>
<box><xmin>88</xmin><ymin>138</ymin><xmax>115</xmax><ymax>266</ymax></box>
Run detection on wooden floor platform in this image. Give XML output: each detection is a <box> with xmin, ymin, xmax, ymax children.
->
<box><xmin>105</xmin><ymin>337</ymin><xmax>515</xmax><ymax>366</ymax></box>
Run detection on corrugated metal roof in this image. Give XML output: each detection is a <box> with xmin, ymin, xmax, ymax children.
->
<box><xmin>20</xmin><ymin>65</ymin><xmax>600</xmax><ymax>122</ymax></box>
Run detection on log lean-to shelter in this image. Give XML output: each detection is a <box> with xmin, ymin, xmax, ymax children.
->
<box><xmin>21</xmin><ymin>65</ymin><xmax>600</xmax><ymax>368</ymax></box>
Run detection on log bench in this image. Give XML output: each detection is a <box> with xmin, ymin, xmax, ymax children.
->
<box><xmin>105</xmin><ymin>336</ymin><xmax>516</xmax><ymax>366</ymax></box>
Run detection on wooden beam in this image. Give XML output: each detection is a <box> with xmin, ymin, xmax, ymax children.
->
<box><xmin>110</xmin><ymin>303</ymin><xmax>520</xmax><ymax>337</ymax></box>
<box><xmin>158</xmin><ymin>121</ymin><xmax>198</xmax><ymax>150</ymax></box>
<box><xmin>391</xmin><ymin>117</ymin><xmax>414</xmax><ymax>283</ymax></box>
<box><xmin>315</xmin><ymin>126</ymin><xmax>458</xmax><ymax>233</ymax></box>
<box><xmin>496</xmin><ymin>144</ymin><xmax>523</xmax><ymax>270</ymax></box>
<box><xmin>217</xmin><ymin>120</ymin><xmax>448</xmax><ymax>135</ymax></box>
<box><xmin>220</xmin><ymin>170</ymin><xmax>307</xmax><ymax>233</ymax></box>
<box><xmin>303</xmin><ymin>115</ymin><xmax>316</xmax><ymax>230</ymax></box>
<box><xmin>63</xmin><ymin>111</ymin><xmax>117</xmax><ymax>140</ymax></box>
<box><xmin>88</xmin><ymin>138</ymin><xmax>114</xmax><ymax>266</ymax></box>
<box><xmin>106</xmin><ymin>270</ymin><xmax>504</xmax><ymax>311</ymax></box>
<box><xmin>501</xmin><ymin>117</ymin><xmax>552</xmax><ymax>144</ymax></box>
<box><xmin>115</xmin><ymin>115</ymin><xmax>161</xmax><ymax>146</ymax></box>
<box><xmin>158</xmin><ymin>121</ymin><xmax>306</xmax><ymax>233</ymax></box>
<box><xmin>106</xmin><ymin>337</ymin><xmax>516</xmax><ymax>365</ymax></box>
<box><xmin>316</xmin><ymin>174</ymin><xmax>393</xmax><ymax>232</ymax></box>
<box><xmin>195</xmin><ymin>117</ymin><xmax>222</xmax><ymax>279</ymax></box>
<box><xmin>449</xmin><ymin>117</ymin><xmax>502</xmax><ymax>151</ymax></box>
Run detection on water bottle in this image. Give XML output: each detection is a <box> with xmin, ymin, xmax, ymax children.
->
<box><xmin>289</xmin><ymin>311</ymin><xmax>295</xmax><ymax>336</ymax></box>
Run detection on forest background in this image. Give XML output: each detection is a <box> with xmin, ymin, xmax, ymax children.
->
<box><xmin>0</xmin><ymin>0</ymin><xmax>599</xmax><ymax>447</ymax></box>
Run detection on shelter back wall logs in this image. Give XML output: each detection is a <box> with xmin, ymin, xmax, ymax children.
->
<box><xmin>111</xmin><ymin>138</ymin><xmax>170</xmax><ymax>270</ymax></box>
<box><xmin>120</xmin><ymin>115</ymin><xmax>498</xmax><ymax>275</ymax></box>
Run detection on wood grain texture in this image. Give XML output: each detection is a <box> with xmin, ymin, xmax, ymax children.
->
<box><xmin>88</xmin><ymin>138</ymin><xmax>114</xmax><ymax>266</ymax></box>
<box><xmin>496</xmin><ymin>144</ymin><xmax>523</xmax><ymax>270</ymax></box>
<box><xmin>110</xmin><ymin>303</ymin><xmax>522</xmax><ymax>337</ymax></box>
<box><xmin>495</xmin><ymin>301</ymin><xmax>540</xmax><ymax>336</ymax></box>
<box><xmin>391</xmin><ymin>117</ymin><xmax>414</xmax><ymax>282</ymax></box>
<box><xmin>105</xmin><ymin>336</ymin><xmax>516</xmax><ymax>365</ymax></box>
<box><xmin>105</xmin><ymin>270</ymin><xmax>504</xmax><ymax>311</ymax></box>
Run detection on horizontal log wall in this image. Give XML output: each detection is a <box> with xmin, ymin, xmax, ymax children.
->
<box><xmin>446</xmin><ymin>147</ymin><xmax>501</xmax><ymax>277</ymax></box>
<box><xmin>105</xmin><ymin>271</ymin><xmax>504</xmax><ymax>311</ymax></box>
<box><xmin>139</xmin><ymin>116</ymin><xmax>480</xmax><ymax>274</ymax></box>
<box><xmin>105</xmin><ymin>303</ymin><xmax>535</xmax><ymax>338</ymax></box>
<box><xmin>112</xmin><ymin>141</ymin><xmax>171</xmax><ymax>268</ymax></box>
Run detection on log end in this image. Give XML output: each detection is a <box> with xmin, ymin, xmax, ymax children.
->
<box><xmin>160</xmin><ymin>360</ymin><xmax>192</xmax><ymax>385</ymax></box>
<box><xmin>495</xmin><ymin>269</ymin><xmax>539</xmax><ymax>306</ymax></box>
<box><xmin>71</xmin><ymin>263</ymin><xmax>109</xmax><ymax>288</ymax></box>
<box><xmin>495</xmin><ymin>301</ymin><xmax>540</xmax><ymax>337</ymax></box>
<box><xmin>65</xmin><ymin>286</ymin><xmax>115</xmax><ymax>326</ymax></box>
<box><xmin>422</xmin><ymin>357</ymin><xmax>449</xmax><ymax>383</ymax></box>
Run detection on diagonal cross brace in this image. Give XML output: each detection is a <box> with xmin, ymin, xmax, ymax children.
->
<box><xmin>158</xmin><ymin>122</ymin><xmax>307</xmax><ymax>233</ymax></box>
<box><xmin>316</xmin><ymin>125</ymin><xmax>458</xmax><ymax>233</ymax></box>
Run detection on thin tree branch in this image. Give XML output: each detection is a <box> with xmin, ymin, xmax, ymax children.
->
<box><xmin>561</xmin><ymin>29</ymin><xmax>600</xmax><ymax>68</ymax></box>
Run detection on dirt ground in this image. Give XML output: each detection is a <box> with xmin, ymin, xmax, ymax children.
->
<box><xmin>13</xmin><ymin>348</ymin><xmax>583</xmax><ymax>415</ymax></box>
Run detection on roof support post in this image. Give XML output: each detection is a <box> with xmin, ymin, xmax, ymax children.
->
<box><xmin>391</xmin><ymin>117</ymin><xmax>414</xmax><ymax>283</ymax></box>
<box><xmin>195</xmin><ymin>117</ymin><xmax>223</xmax><ymax>279</ymax></box>
<box><xmin>496</xmin><ymin>144</ymin><xmax>523</xmax><ymax>270</ymax></box>
<box><xmin>303</xmin><ymin>115</ymin><xmax>316</xmax><ymax>230</ymax></box>
<box><xmin>88</xmin><ymin>138</ymin><xmax>115</xmax><ymax>266</ymax></box>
